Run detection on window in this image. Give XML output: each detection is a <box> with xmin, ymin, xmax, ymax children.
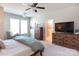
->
<box><xmin>21</xmin><ymin>20</ymin><xmax>28</xmax><ymax>34</ymax></box>
<box><xmin>10</xmin><ymin>18</ymin><xmax>28</xmax><ymax>35</ymax></box>
<box><xmin>10</xmin><ymin>18</ymin><xmax>20</xmax><ymax>35</ymax></box>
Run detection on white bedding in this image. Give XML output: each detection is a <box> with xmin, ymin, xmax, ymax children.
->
<box><xmin>0</xmin><ymin>39</ymin><xmax>34</xmax><ymax>56</ymax></box>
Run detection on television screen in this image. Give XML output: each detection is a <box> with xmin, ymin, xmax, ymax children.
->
<box><xmin>55</xmin><ymin>22</ymin><xmax>74</xmax><ymax>33</ymax></box>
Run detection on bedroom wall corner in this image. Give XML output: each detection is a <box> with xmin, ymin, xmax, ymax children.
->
<box><xmin>0</xmin><ymin>6</ymin><xmax>6</xmax><ymax>40</ymax></box>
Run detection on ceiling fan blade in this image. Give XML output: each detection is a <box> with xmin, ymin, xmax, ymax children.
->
<box><xmin>33</xmin><ymin>3</ymin><xmax>38</xmax><ymax>7</ymax></box>
<box><xmin>36</xmin><ymin>7</ymin><xmax>45</xmax><ymax>9</ymax></box>
<box><xmin>25</xmin><ymin>8</ymin><xmax>31</xmax><ymax>11</ymax></box>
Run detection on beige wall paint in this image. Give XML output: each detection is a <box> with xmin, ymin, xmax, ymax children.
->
<box><xmin>30</xmin><ymin>12</ymin><xmax>46</xmax><ymax>38</ymax></box>
<box><xmin>44</xmin><ymin>6</ymin><xmax>79</xmax><ymax>42</ymax></box>
<box><xmin>4</xmin><ymin>12</ymin><xmax>30</xmax><ymax>37</ymax></box>
<box><xmin>47</xmin><ymin>6</ymin><xmax>79</xmax><ymax>33</ymax></box>
<box><xmin>30</xmin><ymin>5</ymin><xmax>79</xmax><ymax>42</ymax></box>
<box><xmin>0</xmin><ymin>6</ymin><xmax>5</xmax><ymax>39</ymax></box>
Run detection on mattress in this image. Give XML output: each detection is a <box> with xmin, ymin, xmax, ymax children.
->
<box><xmin>0</xmin><ymin>39</ymin><xmax>34</xmax><ymax>56</ymax></box>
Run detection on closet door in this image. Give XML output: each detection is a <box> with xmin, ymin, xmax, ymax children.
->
<box><xmin>45</xmin><ymin>20</ymin><xmax>53</xmax><ymax>43</ymax></box>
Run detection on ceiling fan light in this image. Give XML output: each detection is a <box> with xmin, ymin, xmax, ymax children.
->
<box><xmin>35</xmin><ymin>10</ymin><xmax>37</xmax><ymax>12</ymax></box>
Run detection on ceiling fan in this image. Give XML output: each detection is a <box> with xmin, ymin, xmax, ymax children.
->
<box><xmin>25</xmin><ymin>3</ymin><xmax>45</xmax><ymax>12</ymax></box>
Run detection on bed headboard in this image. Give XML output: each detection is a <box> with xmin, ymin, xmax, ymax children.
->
<box><xmin>53</xmin><ymin>33</ymin><xmax>79</xmax><ymax>51</ymax></box>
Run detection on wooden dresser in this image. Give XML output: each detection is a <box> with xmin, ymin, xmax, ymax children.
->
<box><xmin>35</xmin><ymin>27</ymin><xmax>43</xmax><ymax>40</ymax></box>
<box><xmin>53</xmin><ymin>33</ymin><xmax>79</xmax><ymax>51</ymax></box>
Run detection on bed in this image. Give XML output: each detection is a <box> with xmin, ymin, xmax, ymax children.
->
<box><xmin>1</xmin><ymin>33</ymin><xmax>79</xmax><ymax>56</ymax></box>
<box><xmin>0</xmin><ymin>39</ymin><xmax>34</xmax><ymax>56</ymax></box>
<box><xmin>0</xmin><ymin>35</ymin><xmax>44</xmax><ymax>56</ymax></box>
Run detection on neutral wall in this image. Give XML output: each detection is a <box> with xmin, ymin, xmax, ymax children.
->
<box><xmin>0</xmin><ymin>6</ymin><xmax>6</xmax><ymax>39</ymax></box>
<box><xmin>30</xmin><ymin>5</ymin><xmax>79</xmax><ymax>42</ymax></box>
<box><xmin>4</xmin><ymin>12</ymin><xmax>31</xmax><ymax>38</ymax></box>
<box><xmin>50</xmin><ymin>6</ymin><xmax>79</xmax><ymax>33</ymax></box>
<box><xmin>45</xmin><ymin>6</ymin><xmax>79</xmax><ymax>42</ymax></box>
<box><xmin>30</xmin><ymin>12</ymin><xmax>46</xmax><ymax>38</ymax></box>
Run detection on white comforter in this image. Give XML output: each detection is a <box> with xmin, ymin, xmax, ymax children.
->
<box><xmin>0</xmin><ymin>39</ymin><xmax>34</xmax><ymax>56</ymax></box>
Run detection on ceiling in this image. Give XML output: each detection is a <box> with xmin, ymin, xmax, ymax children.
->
<box><xmin>0</xmin><ymin>3</ymin><xmax>79</xmax><ymax>17</ymax></box>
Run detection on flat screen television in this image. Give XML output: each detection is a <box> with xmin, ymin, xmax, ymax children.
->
<box><xmin>55</xmin><ymin>21</ymin><xmax>74</xmax><ymax>33</ymax></box>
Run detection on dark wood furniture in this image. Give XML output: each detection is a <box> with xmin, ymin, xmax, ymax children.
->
<box><xmin>53</xmin><ymin>33</ymin><xmax>79</xmax><ymax>51</ymax></box>
<box><xmin>35</xmin><ymin>27</ymin><xmax>43</xmax><ymax>40</ymax></box>
<box><xmin>31</xmin><ymin>48</ymin><xmax>44</xmax><ymax>56</ymax></box>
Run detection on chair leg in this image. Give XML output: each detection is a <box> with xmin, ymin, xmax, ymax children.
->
<box><xmin>40</xmin><ymin>51</ymin><xmax>43</xmax><ymax>56</ymax></box>
<box><xmin>40</xmin><ymin>48</ymin><xmax>44</xmax><ymax>56</ymax></box>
